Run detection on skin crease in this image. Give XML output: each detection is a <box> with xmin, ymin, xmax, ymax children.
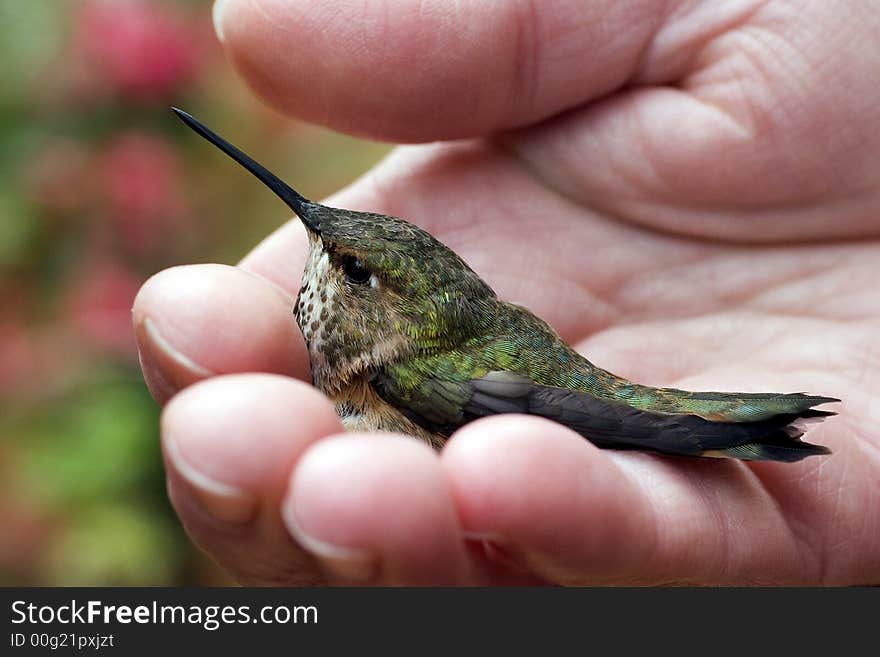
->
<box><xmin>133</xmin><ymin>0</ymin><xmax>880</xmax><ymax>585</ymax></box>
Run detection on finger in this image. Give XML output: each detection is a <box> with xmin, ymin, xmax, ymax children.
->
<box><xmin>506</xmin><ymin>7</ymin><xmax>880</xmax><ymax>240</ymax></box>
<box><xmin>161</xmin><ymin>373</ymin><xmax>342</xmax><ymax>585</ymax></box>
<box><xmin>133</xmin><ymin>264</ymin><xmax>308</xmax><ymax>404</ymax></box>
<box><xmin>213</xmin><ymin>0</ymin><xmax>663</xmax><ymax>140</ymax></box>
<box><xmin>283</xmin><ymin>433</ymin><xmax>472</xmax><ymax>585</ymax></box>
<box><xmin>237</xmin><ymin>218</ymin><xmax>309</xmax><ymax>296</ymax></box>
<box><xmin>442</xmin><ymin>415</ymin><xmax>820</xmax><ymax>585</ymax></box>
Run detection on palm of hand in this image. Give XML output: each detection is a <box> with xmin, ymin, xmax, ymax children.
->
<box><xmin>136</xmin><ymin>0</ymin><xmax>880</xmax><ymax>584</ymax></box>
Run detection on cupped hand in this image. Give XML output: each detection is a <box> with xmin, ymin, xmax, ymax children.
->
<box><xmin>133</xmin><ymin>0</ymin><xmax>880</xmax><ymax>585</ymax></box>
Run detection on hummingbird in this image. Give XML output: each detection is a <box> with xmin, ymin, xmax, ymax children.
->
<box><xmin>173</xmin><ymin>108</ymin><xmax>839</xmax><ymax>462</ymax></box>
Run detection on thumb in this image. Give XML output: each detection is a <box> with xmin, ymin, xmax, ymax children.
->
<box><xmin>212</xmin><ymin>0</ymin><xmax>662</xmax><ymax>141</ymax></box>
<box><xmin>505</xmin><ymin>4</ymin><xmax>880</xmax><ymax>241</ymax></box>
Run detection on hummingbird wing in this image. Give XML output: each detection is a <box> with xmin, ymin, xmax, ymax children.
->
<box><xmin>374</xmin><ymin>368</ymin><xmax>834</xmax><ymax>462</ymax></box>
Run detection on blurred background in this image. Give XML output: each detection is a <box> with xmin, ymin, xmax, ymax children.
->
<box><xmin>0</xmin><ymin>0</ymin><xmax>390</xmax><ymax>584</ymax></box>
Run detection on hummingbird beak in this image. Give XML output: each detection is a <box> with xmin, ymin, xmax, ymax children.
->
<box><xmin>171</xmin><ymin>107</ymin><xmax>322</xmax><ymax>234</ymax></box>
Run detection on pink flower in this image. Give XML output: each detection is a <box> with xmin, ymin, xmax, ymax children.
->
<box><xmin>65</xmin><ymin>262</ymin><xmax>142</xmax><ymax>356</ymax></box>
<box><xmin>97</xmin><ymin>132</ymin><xmax>186</xmax><ymax>255</ymax></box>
<box><xmin>73</xmin><ymin>0</ymin><xmax>203</xmax><ymax>102</ymax></box>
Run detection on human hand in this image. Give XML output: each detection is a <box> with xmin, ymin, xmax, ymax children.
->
<box><xmin>133</xmin><ymin>0</ymin><xmax>880</xmax><ymax>584</ymax></box>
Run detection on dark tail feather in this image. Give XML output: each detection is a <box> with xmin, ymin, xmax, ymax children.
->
<box><xmin>691</xmin><ymin>407</ymin><xmax>836</xmax><ymax>462</ymax></box>
<box><xmin>704</xmin><ymin>411</ymin><xmax>835</xmax><ymax>463</ymax></box>
<box><xmin>708</xmin><ymin>434</ymin><xmax>832</xmax><ymax>462</ymax></box>
<box><xmin>532</xmin><ymin>386</ymin><xmax>837</xmax><ymax>462</ymax></box>
<box><xmin>458</xmin><ymin>373</ymin><xmax>838</xmax><ymax>462</ymax></box>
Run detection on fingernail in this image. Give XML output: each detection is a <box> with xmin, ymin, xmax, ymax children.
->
<box><xmin>135</xmin><ymin>317</ymin><xmax>213</xmax><ymax>403</ymax></box>
<box><xmin>165</xmin><ymin>432</ymin><xmax>257</xmax><ymax>525</ymax></box>
<box><xmin>136</xmin><ymin>345</ymin><xmax>177</xmax><ymax>404</ymax></box>
<box><xmin>282</xmin><ymin>498</ymin><xmax>378</xmax><ymax>583</ymax></box>
<box><xmin>212</xmin><ymin>0</ymin><xmax>228</xmax><ymax>42</ymax></box>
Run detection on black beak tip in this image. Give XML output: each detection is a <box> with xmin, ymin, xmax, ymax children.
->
<box><xmin>170</xmin><ymin>106</ymin><xmax>191</xmax><ymax>123</ymax></box>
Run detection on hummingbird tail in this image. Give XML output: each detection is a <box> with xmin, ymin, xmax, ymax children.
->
<box><xmin>695</xmin><ymin>407</ymin><xmax>833</xmax><ymax>461</ymax></box>
<box><xmin>659</xmin><ymin>392</ymin><xmax>839</xmax><ymax>461</ymax></box>
<box><xmin>704</xmin><ymin>434</ymin><xmax>831</xmax><ymax>462</ymax></box>
<box><xmin>648</xmin><ymin>398</ymin><xmax>837</xmax><ymax>462</ymax></box>
<box><xmin>613</xmin><ymin>405</ymin><xmax>835</xmax><ymax>462</ymax></box>
<box><xmin>456</xmin><ymin>373</ymin><xmax>839</xmax><ymax>462</ymax></box>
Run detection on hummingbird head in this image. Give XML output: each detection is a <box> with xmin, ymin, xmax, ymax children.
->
<box><xmin>173</xmin><ymin>109</ymin><xmax>496</xmax><ymax>391</ymax></box>
<box><xmin>292</xmin><ymin>204</ymin><xmax>496</xmax><ymax>390</ymax></box>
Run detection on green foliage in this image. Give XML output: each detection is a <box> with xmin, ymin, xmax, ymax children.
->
<box><xmin>0</xmin><ymin>370</ymin><xmax>187</xmax><ymax>585</ymax></box>
<box><xmin>0</xmin><ymin>1</ymin><xmax>65</xmax><ymax>109</ymax></box>
<box><xmin>10</xmin><ymin>374</ymin><xmax>162</xmax><ymax>507</ymax></box>
<box><xmin>43</xmin><ymin>502</ymin><xmax>182</xmax><ymax>586</ymax></box>
<box><xmin>0</xmin><ymin>189</ymin><xmax>39</xmax><ymax>268</ymax></box>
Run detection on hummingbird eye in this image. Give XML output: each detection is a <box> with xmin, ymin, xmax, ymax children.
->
<box><xmin>341</xmin><ymin>255</ymin><xmax>372</xmax><ymax>286</ymax></box>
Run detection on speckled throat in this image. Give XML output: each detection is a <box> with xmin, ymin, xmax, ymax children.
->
<box><xmin>294</xmin><ymin>233</ymin><xmax>336</xmax><ymax>388</ymax></box>
<box><xmin>293</xmin><ymin>234</ymin><xmax>439</xmax><ymax>444</ymax></box>
<box><xmin>294</xmin><ymin>232</ymin><xmax>412</xmax><ymax>392</ymax></box>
